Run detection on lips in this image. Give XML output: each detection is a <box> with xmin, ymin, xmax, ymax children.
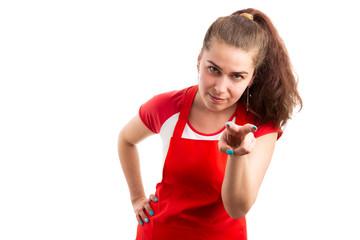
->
<box><xmin>209</xmin><ymin>93</ymin><xmax>225</xmax><ymax>103</ymax></box>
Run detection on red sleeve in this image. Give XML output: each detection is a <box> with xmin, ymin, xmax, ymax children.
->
<box><xmin>254</xmin><ymin>121</ymin><xmax>283</xmax><ymax>140</ymax></box>
<box><xmin>245</xmin><ymin>107</ymin><xmax>283</xmax><ymax>140</ymax></box>
<box><xmin>138</xmin><ymin>87</ymin><xmax>189</xmax><ymax>133</ymax></box>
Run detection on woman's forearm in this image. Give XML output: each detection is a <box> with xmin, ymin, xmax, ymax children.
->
<box><xmin>118</xmin><ymin>133</ymin><xmax>146</xmax><ymax>202</ymax></box>
<box><xmin>220</xmin><ymin>131</ymin><xmax>277</xmax><ymax>219</ymax></box>
<box><xmin>118</xmin><ymin>115</ymin><xmax>155</xmax><ymax>202</ymax></box>
<box><xmin>221</xmin><ymin>155</ymin><xmax>257</xmax><ymax>219</ymax></box>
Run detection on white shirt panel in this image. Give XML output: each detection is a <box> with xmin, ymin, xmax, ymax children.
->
<box><xmin>159</xmin><ymin>113</ymin><xmax>236</xmax><ymax>163</ymax></box>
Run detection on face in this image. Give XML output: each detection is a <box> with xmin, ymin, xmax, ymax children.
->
<box><xmin>197</xmin><ymin>39</ymin><xmax>256</xmax><ymax>113</ymax></box>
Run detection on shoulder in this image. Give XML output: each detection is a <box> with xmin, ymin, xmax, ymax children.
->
<box><xmin>238</xmin><ymin>103</ymin><xmax>283</xmax><ymax>140</ymax></box>
<box><xmin>254</xmin><ymin>121</ymin><xmax>283</xmax><ymax>140</ymax></box>
<box><xmin>139</xmin><ymin>86</ymin><xmax>190</xmax><ymax>133</ymax></box>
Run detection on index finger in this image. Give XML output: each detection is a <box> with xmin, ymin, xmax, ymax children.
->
<box><xmin>241</xmin><ymin>123</ymin><xmax>257</xmax><ymax>134</ymax></box>
<box><xmin>226</xmin><ymin>122</ymin><xmax>257</xmax><ymax>136</ymax></box>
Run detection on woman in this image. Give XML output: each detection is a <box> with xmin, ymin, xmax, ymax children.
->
<box><xmin>118</xmin><ymin>8</ymin><xmax>302</xmax><ymax>239</ymax></box>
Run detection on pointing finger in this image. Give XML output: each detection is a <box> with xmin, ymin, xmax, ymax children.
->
<box><xmin>226</xmin><ymin>122</ymin><xmax>257</xmax><ymax>136</ymax></box>
<box><xmin>241</xmin><ymin>123</ymin><xmax>257</xmax><ymax>134</ymax></box>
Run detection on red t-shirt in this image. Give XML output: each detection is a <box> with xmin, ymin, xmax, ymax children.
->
<box><xmin>139</xmin><ymin>86</ymin><xmax>282</xmax><ymax>158</ymax></box>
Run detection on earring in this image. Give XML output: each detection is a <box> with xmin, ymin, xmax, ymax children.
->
<box><xmin>246</xmin><ymin>87</ymin><xmax>250</xmax><ymax>111</ymax></box>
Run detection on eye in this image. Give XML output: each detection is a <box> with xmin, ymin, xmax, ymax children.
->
<box><xmin>209</xmin><ymin>66</ymin><xmax>220</xmax><ymax>73</ymax></box>
<box><xmin>233</xmin><ymin>74</ymin><xmax>244</xmax><ymax>80</ymax></box>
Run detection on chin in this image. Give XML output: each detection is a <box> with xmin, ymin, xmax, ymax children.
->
<box><xmin>204</xmin><ymin>101</ymin><xmax>228</xmax><ymax>112</ymax></box>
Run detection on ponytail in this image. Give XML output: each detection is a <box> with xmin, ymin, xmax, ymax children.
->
<box><xmin>238</xmin><ymin>9</ymin><xmax>302</xmax><ymax>127</ymax></box>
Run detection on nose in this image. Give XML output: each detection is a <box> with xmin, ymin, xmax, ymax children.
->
<box><xmin>214</xmin><ymin>77</ymin><xmax>227</xmax><ymax>94</ymax></box>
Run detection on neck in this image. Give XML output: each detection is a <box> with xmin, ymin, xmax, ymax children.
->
<box><xmin>188</xmin><ymin>92</ymin><xmax>237</xmax><ymax>134</ymax></box>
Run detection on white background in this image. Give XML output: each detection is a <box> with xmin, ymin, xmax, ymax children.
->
<box><xmin>1</xmin><ymin>0</ymin><xmax>359</xmax><ymax>239</ymax></box>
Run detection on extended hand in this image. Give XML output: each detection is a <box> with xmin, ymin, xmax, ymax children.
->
<box><xmin>218</xmin><ymin>122</ymin><xmax>257</xmax><ymax>156</ymax></box>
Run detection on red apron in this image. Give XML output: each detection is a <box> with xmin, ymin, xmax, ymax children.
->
<box><xmin>136</xmin><ymin>85</ymin><xmax>247</xmax><ymax>239</ymax></box>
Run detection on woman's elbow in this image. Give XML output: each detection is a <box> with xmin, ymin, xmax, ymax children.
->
<box><xmin>223</xmin><ymin>200</ymin><xmax>253</xmax><ymax>219</ymax></box>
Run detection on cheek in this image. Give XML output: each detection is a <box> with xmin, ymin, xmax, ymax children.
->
<box><xmin>198</xmin><ymin>71</ymin><xmax>214</xmax><ymax>86</ymax></box>
<box><xmin>229</xmin><ymin>83</ymin><xmax>247</xmax><ymax>98</ymax></box>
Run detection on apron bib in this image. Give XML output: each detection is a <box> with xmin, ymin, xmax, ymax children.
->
<box><xmin>136</xmin><ymin>85</ymin><xmax>247</xmax><ymax>239</ymax></box>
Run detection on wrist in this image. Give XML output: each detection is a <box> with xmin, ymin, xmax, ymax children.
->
<box><xmin>131</xmin><ymin>195</ymin><xmax>146</xmax><ymax>205</ymax></box>
<box><xmin>228</xmin><ymin>154</ymin><xmax>248</xmax><ymax>161</ymax></box>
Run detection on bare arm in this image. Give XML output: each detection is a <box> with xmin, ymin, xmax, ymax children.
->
<box><xmin>219</xmin><ymin>123</ymin><xmax>277</xmax><ymax>219</ymax></box>
<box><xmin>118</xmin><ymin>115</ymin><xmax>157</xmax><ymax>224</ymax></box>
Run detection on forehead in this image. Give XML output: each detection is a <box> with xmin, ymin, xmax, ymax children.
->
<box><xmin>202</xmin><ymin>40</ymin><xmax>256</xmax><ymax>70</ymax></box>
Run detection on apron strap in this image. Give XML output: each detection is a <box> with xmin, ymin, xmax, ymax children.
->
<box><xmin>234</xmin><ymin>102</ymin><xmax>247</xmax><ymax>125</ymax></box>
<box><xmin>173</xmin><ymin>85</ymin><xmax>198</xmax><ymax>138</ymax></box>
<box><xmin>235</xmin><ymin>102</ymin><xmax>261</xmax><ymax>127</ymax></box>
<box><xmin>173</xmin><ymin>85</ymin><xmax>250</xmax><ymax>138</ymax></box>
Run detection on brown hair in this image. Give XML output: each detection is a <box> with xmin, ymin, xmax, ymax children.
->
<box><xmin>200</xmin><ymin>8</ymin><xmax>302</xmax><ymax>128</ymax></box>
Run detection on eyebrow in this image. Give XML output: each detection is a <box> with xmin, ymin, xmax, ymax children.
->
<box><xmin>207</xmin><ymin>60</ymin><xmax>249</xmax><ymax>75</ymax></box>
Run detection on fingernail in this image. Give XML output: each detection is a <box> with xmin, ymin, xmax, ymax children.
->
<box><xmin>226</xmin><ymin>149</ymin><xmax>233</xmax><ymax>155</ymax></box>
<box><xmin>149</xmin><ymin>210</ymin><xmax>154</xmax><ymax>216</ymax></box>
<box><xmin>140</xmin><ymin>221</ymin><xmax>144</xmax><ymax>226</ymax></box>
<box><xmin>252</xmin><ymin>125</ymin><xmax>258</xmax><ymax>131</ymax></box>
<box><xmin>144</xmin><ymin>218</ymin><xmax>149</xmax><ymax>223</ymax></box>
<box><xmin>226</xmin><ymin>122</ymin><xmax>231</xmax><ymax>127</ymax></box>
<box><xmin>154</xmin><ymin>197</ymin><xmax>158</xmax><ymax>202</ymax></box>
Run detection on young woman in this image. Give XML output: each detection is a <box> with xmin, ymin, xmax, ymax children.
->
<box><xmin>118</xmin><ymin>8</ymin><xmax>302</xmax><ymax>239</ymax></box>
